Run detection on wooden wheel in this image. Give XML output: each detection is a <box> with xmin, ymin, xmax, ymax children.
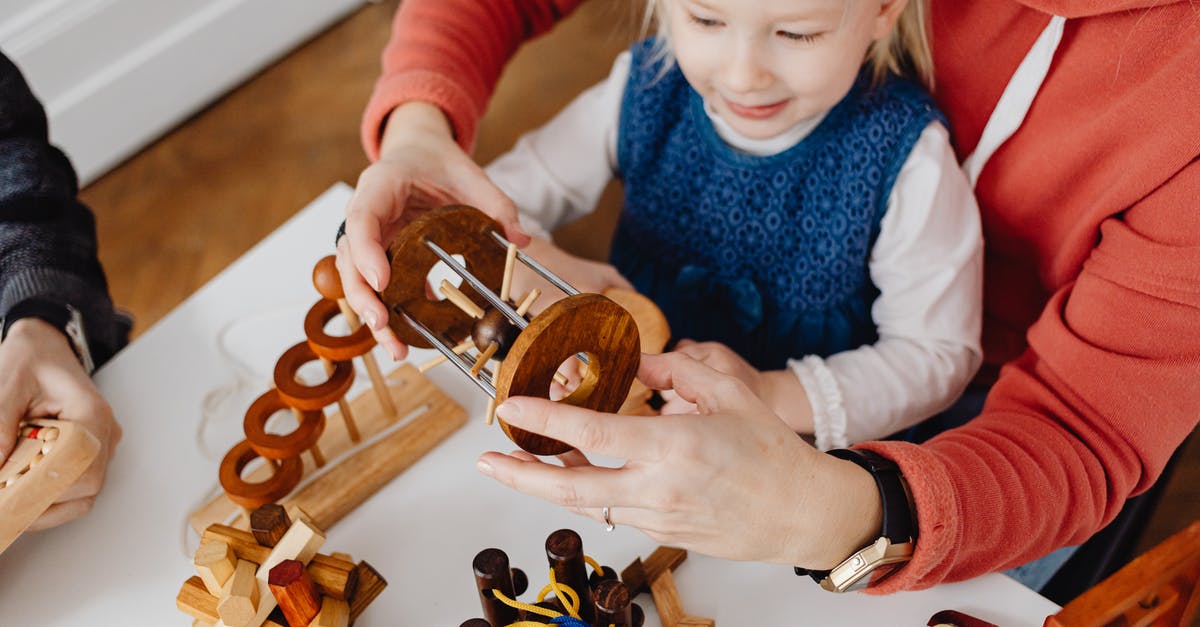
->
<box><xmin>494</xmin><ymin>293</ymin><xmax>641</xmax><ymax>455</ymax></box>
<box><xmin>379</xmin><ymin>205</ymin><xmax>506</xmax><ymax>348</ymax></box>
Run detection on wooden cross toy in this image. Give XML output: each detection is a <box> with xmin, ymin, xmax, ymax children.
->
<box><xmin>382</xmin><ymin>204</ymin><xmax>669</xmax><ymax>456</ymax></box>
<box><xmin>463</xmin><ymin>528</ymin><xmax>646</xmax><ymax>626</ymax></box>
<box><xmin>0</xmin><ymin>418</ymin><xmax>101</xmax><ymax>554</ymax></box>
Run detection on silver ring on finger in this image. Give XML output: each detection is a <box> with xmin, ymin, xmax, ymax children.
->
<box><xmin>602</xmin><ymin>506</ymin><xmax>615</xmax><ymax>532</ymax></box>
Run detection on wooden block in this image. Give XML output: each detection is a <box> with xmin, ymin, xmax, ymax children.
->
<box><xmin>176</xmin><ymin>577</ymin><xmax>286</xmax><ymax>627</ymax></box>
<box><xmin>250</xmin><ymin>504</ymin><xmax>291</xmax><ymax>548</ymax></box>
<box><xmin>348</xmin><ymin>561</ymin><xmax>387</xmax><ymax>622</ymax></box>
<box><xmin>0</xmin><ymin>419</ymin><xmax>100</xmax><ymax>554</ymax></box>
<box><xmin>195</xmin><ymin>541</ymin><xmax>237</xmax><ymax>596</ymax></box>
<box><xmin>677</xmin><ymin>618</ymin><xmax>715</xmax><ymax>626</ymax></box>
<box><xmin>312</xmin><ymin>597</ymin><xmax>350</xmax><ymax>627</ymax></box>
<box><xmin>193</xmin><ymin>619</ymin><xmax>215</xmax><ymax>627</ymax></box>
<box><xmin>242</xmin><ymin>517</ymin><xmax>327</xmax><ymax>627</ymax></box>
<box><xmin>218</xmin><ymin>559</ymin><xmax>260</xmax><ymax>627</ymax></box>
<box><xmin>649</xmin><ymin>569</ymin><xmax>685</xmax><ymax>627</ymax></box>
<box><xmin>621</xmin><ymin>546</ymin><xmax>688</xmax><ymax>595</ymax></box>
<box><xmin>269</xmin><ymin>559</ymin><xmax>322</xmax><ymax>627</ymax></box>
<box><xmin>200</xmin><ymin>526</ymin><xmax>357</xmax><ymax>600</ymax></box>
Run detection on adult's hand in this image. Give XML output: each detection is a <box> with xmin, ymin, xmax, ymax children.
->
<box><xmin>476</xmin><ymin>351</ymin><xmax>881</xmax><ymax>569</ymax></box>
<box><xmin>0</xmin><ymin>318</ymin><xmax>121</xmax><ymax>530</ymax></box>
<box><xmin>337</xmin><ymin>101</ymin><xmax>531</xmax><ymax>361</ymax></box>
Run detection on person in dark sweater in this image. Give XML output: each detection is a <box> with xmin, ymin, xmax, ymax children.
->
<box><xmin>0</xmin><ymin>50</ymin><xmax>128</xmax><ymax>530</ymax></box>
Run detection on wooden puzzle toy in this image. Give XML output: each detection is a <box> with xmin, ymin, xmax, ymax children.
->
<box><xmin>178</xmin><ymin>504</ymin><xmax>386</xmax><ymax>626</ymax></box>
<box><xmin>189</xmin><ymin>254</ymin><xmax>467</xmax><ymax>534</ymax></box>
<box><xmin>463</xmin><ymin>528</ymin><xmax>645</xmax><ymax>626</ymax></box>
<box><xmin>0</xmin><ymin>418</ymin><xmax>101</xmax><ymax>554</ymax></box>
<box><xmin>382</xmin><ymin>204</ymin><xmax>668</xmax><ymax>455</ymax></box>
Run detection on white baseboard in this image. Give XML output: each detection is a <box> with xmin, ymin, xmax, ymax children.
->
<box><xmin>2</xmin><ymin>0</ymin><xmax>365</xmax><ymax>184</ymax></box>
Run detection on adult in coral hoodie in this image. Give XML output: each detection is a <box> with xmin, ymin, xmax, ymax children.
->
<box><xmin>338</xmin><ymin>0</ymin><xmax>1200</xmax><ymax>592</ymax></box>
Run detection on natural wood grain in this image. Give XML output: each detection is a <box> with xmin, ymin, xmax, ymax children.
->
<box><xmin>268</xmin><ymin>559</ymin><xmax>322</xmax><ymax>627</ymax></box>
<box><xmin>312</xmin><ymin>596</ymin><xmax>350</xmax><ymax>627</ymax></box>
<box><xmin>217</xmin><ymin>559</ymin><xmax>260</xmax><ymax>627</ymax></box>
<box><xmin>201</xmin><ymin>525</ymin><xmax>357</xmax><ymax>600</ymax></box>
<box><xmin>249</xmin><ymin>504</ymin><xmax>291</xmax><ymax>549</ymax></box>
<box><xmin>348</xmin><ymin>561</ymin><xmax>387</xmax><ymax>622</ymax></box>
<box><xmin>195</xmin><ymin>540</ymin><xmax>237</xmax><ymax>595</ymax></box>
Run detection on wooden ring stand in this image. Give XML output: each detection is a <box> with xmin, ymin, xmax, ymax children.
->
<box><xmin>274</xmin><ymin>341</ymin><xmax>354</xmax><ymax>410</ymax></box>
<box><xmin>304</xmin><ymin>298</ymin><xmax>375</xmax><ymax>361</ymax></box>
<box><xmin>243</xmin><ymin>388</ymin><xmax>326</xmax><ymax>460</ymax></box>
<box><xmin>219</xmin><ymin>440</ymin><xmax>304</xmax><ymax>509</ymax></box>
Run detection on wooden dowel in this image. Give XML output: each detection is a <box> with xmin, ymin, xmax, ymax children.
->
<box><xmin>514</xmin><ymin>289</ymin><xmax>541</xmax><ymax>317</ymax></box>
<box><xmin>554</xmin><ymin>372</ymin><xmax>569</xmax><ymax>387</ymax></box>
<box><xmin>500</xmin><ymin>242</ymin><xmax>518</xmax><ymax>302</ymax></box>
<box><xmin>269</xmin><ymin>559</ymin><xmax>322</xmax><ymax>627</ymax></box>
<box><xmin>309</xmin><ymin>442</ymin><xmax>326</xmax><ymax>468</ymax></box>
<box><xmin>333</xmin><ymin>299</ymin><xmax>397</xmax><ymax>419</ymax></box>
<box><xmin>418</xmin><ymin>338</ymin><xmax>474</xmax><ymax>373</ymax></box>
<box><xmin>321</xmin><ymin>357</ymin><xmax>361</xmax><ymax>443</ymax></box>
<box><xmin>485</xmin><ymin>397</ymin><xmax>496</xmax><ymax>426</ymax></box>
<box><xmin>471</xmin><ymin>342</ymin><xmax>499</xmax><ymax>376</ymax></box>
<box><xmin>440</xmin><ymin>280</ymin><xmax>485</xmax><ymax>319</ymax></box>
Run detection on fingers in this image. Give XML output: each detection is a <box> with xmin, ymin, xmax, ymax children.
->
<box><xmin>0</xmin><ymin>383</ymin><xmax>24</xmax><ymax>460</ymax></box>
<box><xmin>494</xmin><ymin>397</ymin><xmax>668</xmax><ymax>460</ymax></box>
<box><xmin>344</xmin><ymin>172</ymin><xmax>401</xmax><ymax>292</ymax></box>
<box><xmin>446</xmin><ymin>159</ymin><xmax>529</xmax><ymax>246</ymax></box>
<box><xmin>335</xmin><ymin>240</ymin><xmax>407</xmax><ymax>361</ymax></box>
<box><xmin>477</xmin><ymin>451</ymin><xmax>638</xmax><ymax>509</ymax></box>
<box><xmin>27</xmin><ymin>497</ymin><xmax>95</xmax><ymax>532</ymax></box>
<box><xmin>637</xmin><ymin>352</ymin><xmax>758</xmax><ymax>414</ymax></box>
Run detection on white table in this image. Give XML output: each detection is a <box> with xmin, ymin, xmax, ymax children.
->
<box><xmin>0</xmin><ymin>184</ymin><xmax>1060</xmax><ymax>625</ymax></box>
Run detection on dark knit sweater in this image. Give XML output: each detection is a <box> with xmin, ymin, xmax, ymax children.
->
<box><xmin>0</xmin><ymin>51</ymin><xmax>128</xmax><ymax>366</ymax></box>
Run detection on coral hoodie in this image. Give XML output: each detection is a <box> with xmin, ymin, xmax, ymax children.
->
<box><xmin>362</xmin><ymin>0</ymin><xmax>1200</xmax><ymax>590</ymax></box>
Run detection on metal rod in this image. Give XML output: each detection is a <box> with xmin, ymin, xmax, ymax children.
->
<box><xmin>490</xmin><ymin>231</ymin><xmax>580</xmax><ymax>297</ymax></box>
<box><xmin>398</xmin><ymin>307</ymin><xmax>496</xmax><ymax>398</ymax></box>
<box><xmin>424</xmin><ymin>238</ymin><xmax>529</xmax><ymax>331</ymax></box>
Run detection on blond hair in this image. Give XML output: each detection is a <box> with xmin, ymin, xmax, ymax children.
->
<box><xmin>642</xmin><ymin>0</ymin><xmax>935</xmax><ymax>90</ymax></box>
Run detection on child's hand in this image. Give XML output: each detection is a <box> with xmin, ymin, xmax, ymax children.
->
<box><xmin>663</xmin><ymin>340</ymin><xmax>814</xmax><ymax>433</ymax></box>
<box><xmin>511</xmin><ymin>237</ymin><xmax>633</xmax><ymax>315</ymax></box>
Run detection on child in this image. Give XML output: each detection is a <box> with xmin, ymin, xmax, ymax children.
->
<box><xmin>485</xmin><ymin>0</ymin><xmax>982</xmax><ymax>450</ymax></box>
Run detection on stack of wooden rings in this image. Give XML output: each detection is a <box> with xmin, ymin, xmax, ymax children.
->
<box><xmin>219</xmin><ymin>256</ymin><xmax>397</xmax><ymax>514</ymax></box>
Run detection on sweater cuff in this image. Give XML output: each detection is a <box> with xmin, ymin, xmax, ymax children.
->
<box><xmin>789</xmin><ymin>355</ymin><xmax>848</xmax><ymax>450</ymax></box>
<box><xmin>1</xmin><ymin>267</ymin><xmax>130</xmax><ymax>367</ymax></box>
<box><xmin>853</xmin><ymin>439</ymin><xmax>957</xmax><ymax>593</ymax></box>
<box><xmin>360</xmin><ymin>70</ymin><xmax>483</xmax><ymax>161</ymax></box>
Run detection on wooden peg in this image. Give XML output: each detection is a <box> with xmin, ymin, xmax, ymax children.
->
<box><xmin>250</xmin><ymin>504</ymin><xmax>291</xmax><ymax>548</ymax></box>
<box><xmin>593</xmin><ymin>579</ymin><xmax>637</xmax><ymax>626</ymax></box>
<box><xmin>473</xmin><ymin>548</ymin><xmax>520</xmax><ymax>627</ymax></box>
<box><xmin>194</xmin><ymin>540</ymin><xmax>237</xmax><ymax>595</ymax></box>
<box><xmin>217</xmin><ymin>559</ymin><xmax>259</xmax><ymax>627</ymax></box>
<box><xmin>677</xmin><ymin>618</ymin><xmax>715</xmax><ymax>626</ymax></box>
<box><xmin>500</xmin><ymin>242</ymin><xmax>518</xmax><ymax>302</ymax></box>
<box><xmin>418</xmin><ymin>338</ymin><xmax>474</xmax><ymax>373</ymax></box>
<box><xmin>312</xmin><ymin>596</ymin><xmax>350</xmax><ymax>627</ymax></box>
<box><xmin>485</xmin><ymin>397</ymin><xmax>497</xmax><ymax>426</ymax></box>
<box><xmin>440</xmin><ymin>280</ymin><xmax>485</xmax><ymax>319</ymax></box>
<box><xmin>460</xmin><ymin>620</ymin><xmax>492</xmax><ymax>627</ymax></box>
<box><xmin>514</xmin><ymin>288</ymin><xmax>541</xmax><ymax>317</ymax></box>
<box><xmin>546</xmin><ymin>529</ymin><xmax>594</xmax><ymax>623</ymax></box>
<box><xmin>348</xmin><ymin>561</ymin><xmax>387</xmax><ymax>622</ymax></box>
<box><xmin>269</xmin><ymin>559</ymin><xmax>322</xmax><ymax>627</ymax></box>
<box><xmin>471</xmin><ymin>342</ymin><xmax>499</xmax><ymax>376</ymax></box>
<box><xmin>319</xmin><ymin>356</ymin><xmax>361</xmax><ymax>444</ymax></box>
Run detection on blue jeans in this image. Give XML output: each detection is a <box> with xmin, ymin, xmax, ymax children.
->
<box><xmin>896</xmin><ymin>385</ymin><xmax>1079</xmax><ymax>592</ymax></box>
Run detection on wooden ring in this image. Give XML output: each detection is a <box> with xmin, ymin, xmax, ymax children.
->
<box><xmin>243</xmin><ymin>388</ymin><xmax>326</xmax><ymax>460</ymax></box>
<box><xmin>379</xmin><ymin>205</ymin><xmax>506</xmax><ymax>348</ymax></box>
<box><xmin>218</xmin><ymin>439</ymin><xmax>303</xmax><ymax>510</ymax></box>
<box><xmin>304</xmin><ymin>298</ymin><xmax>375</xmax><ymax>361</ymax></box>
<box><xmin>494</xmin><ymin>293</ymin><xmax>641</xmax><ymax>455</ymax></box>
<box><xmin>274</xmin><ymin>341</ymin><xmax>354</xmax><ymax>410</ymax></box>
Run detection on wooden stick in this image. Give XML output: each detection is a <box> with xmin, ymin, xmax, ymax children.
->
<box><xmin>217</xmin><ymin>559</ymin><xmax>259</xmax><ymax>627</ymax></box>
<box><xmin>201</xmin><ymin>525</ymin><xmax>357</xmax><ymax>599</ymax></box>
<box><xmin>500</xmin><ymin>242</ymin><xmax>518</xmax><ymax>302</ymax></box>
<box><xmin>648</xmin><ymin>569</ymin><xmax>685</xmax><ymax>627</ymax></box>
<box><xmin>313</xmin><ymin>596</ymin><xmax>350</xmax><ymax>627</ymax></box>
<box><xmin>321</xmin><ymin>356</ymin><xmax>361</xmax><ymax>444</ymax></box>
<box><xmin>554</xmin><ymin>371</ymin><xmax>569</xmax><ymax>387</ymax></box>
<box><xmin>471</xmin><ymin>342</ymin><xmax>499</xmax><ymax>376</ymax></box>
<box><xmin>194</xmin><ymin>540</ymin><xmax>237</xmax><ymax>595</ymax></box>
<box><xmin>418</xmin><ymin>338</ymin><xmax>474</xmax><ymax>373</ymax></box>
<box><xmin>485</xmin><ymin>397</ymin><xmax>497</xmax><ymax>426</ymax></box>
<box><xmin>514</xmin><ymin>288</ymin><xmax>541</xmax><ymax>317</ymax></box>
<box><xmin>334</xmin><ymin>298</ymin><xmax>396</xmax><ymax>419</ymax></box>
<box><xmin>439</xmin><ymin>280</ymin><xmax>485</xmax><ymax>319</ymax></box>
<box><xmin>348</xmin><ymin>561</ymin><xmax>387</xmax><ymax>622</ymax></box>
<box><xmin>268</xmin><ymin>559</ymin><xmax>322</xmax><ymax>627</ymax></box>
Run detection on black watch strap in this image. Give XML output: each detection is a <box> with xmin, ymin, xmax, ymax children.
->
<box><xmin>1</xmin><ymin>297</ymin><xmax>95</xmax><ymax>374</ymax></box>
<box><xmin>794</xmin><ymin>448</ymin><xmax>916</xmax><ymax>581</ymax></box>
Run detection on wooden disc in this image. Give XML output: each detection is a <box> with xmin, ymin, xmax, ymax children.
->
<box><xmin>378</xmin><ymin>205</ymin><xmax>505</xmax><ymax>348</ymax></box>
<box><xmin>219</xmin><ymin>439</ymin><xmax>303</xmax><ymax>510</ymax></box>
<box><xmin>304</xmin><ymin>298</ymin><xmax>375</xmax><ymax>361</ymax></box>
<box><xmin>494</xmin><ymin>293</ymin><xmax>641</xmax><ymax>455</ymax></box>
<box><xmin>244</xmin><ymin>388</ymin><xmax>326</xmax><ymax>460</ymax></box>
<box><xmin>274</xmin><ymin>341</ymin><xmax>355</xmax><ymax>410</ymax></box>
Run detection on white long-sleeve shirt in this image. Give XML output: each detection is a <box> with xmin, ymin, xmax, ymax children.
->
<box><xmin>485</xmin><ymin>52</ymin><xmax>983</xmax><ymax>450</ymax></box>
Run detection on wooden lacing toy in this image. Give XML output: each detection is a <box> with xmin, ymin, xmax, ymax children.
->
<box><xmin>0</xmin><ymin>418</ymin><xmax>100</xmax><ymax>554</ymax></box>
<box><xmin>382</xmin><ymin>205</ymin><xmax>666</xmax><ymax>456</ymax></box>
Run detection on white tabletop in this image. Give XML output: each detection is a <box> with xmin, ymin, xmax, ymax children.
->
<box><xmin>0</xmin><ymin>183</ymin><xmax>1060</xmax><ymax>625</ymax></box>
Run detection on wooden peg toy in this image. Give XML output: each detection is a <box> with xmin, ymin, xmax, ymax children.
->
<box><xmin>217</xmin><ymin>558</ymin><xmax>260</xmax><ymax>627</ymax></box>
<box><xmin>621</xmin><ymin>547</ymin><xmax>712</xmax><ymax>627</ymax></box>
<box><xmin>195</xmin><ymin>540</ymin><xmax>237</xmax><ymax>595</ymax></box>
<box><xmin>268</xmin><ymin>559</ymin><xmax>322</xmax><ymax>627</ymax></box>
<box><xmin>249</xmin><ymin>504</ymin><xmax>291</xmax><ymax>548</ymax></box>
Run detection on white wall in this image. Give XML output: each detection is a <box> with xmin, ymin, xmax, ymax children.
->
<box><xmin>0</xmin><ymin>0</ymin><xmax>365</xmax><ymax>184</ymax></box>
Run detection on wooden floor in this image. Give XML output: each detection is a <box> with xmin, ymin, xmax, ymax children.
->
<box><xmin>80</xmin><ymin>0</ymin><xmax>1198</xmax><ymax>606</ymax></box>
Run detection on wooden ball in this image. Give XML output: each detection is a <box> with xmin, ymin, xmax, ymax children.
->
<box><xmin>472</xmin><ymin>308</ymin><xmax>521</xmax><ymax>360</ymax></box>
<box><xmin>312</xmin><ymin>255</ymin><xmax>344</xmax><ymax>300</ymax></box>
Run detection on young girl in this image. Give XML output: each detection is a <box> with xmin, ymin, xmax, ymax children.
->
<box><xmin>486</xmin><ymin>0</ymin><xmax>982</xmax><ymax>450</ymax></box>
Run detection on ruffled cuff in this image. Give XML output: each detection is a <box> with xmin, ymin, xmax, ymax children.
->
<box><xmin>789</xmin><ymin>355</ymin><xmax>848</xmax><ymax>450</ymax></box>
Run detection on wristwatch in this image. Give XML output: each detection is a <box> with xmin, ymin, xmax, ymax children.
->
<box><xmin>1</xmin><ymin>298</ymin><xmax>95</xmax><ymax>375</ymax></box>
<box><xmin>794</xmin><ymin>448</ymin><xmax>917</xmax><ymax>592</ymax></box>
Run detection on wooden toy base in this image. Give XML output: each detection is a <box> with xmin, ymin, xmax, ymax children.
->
<box><xmin>189</xmin><ymin>363</ymin><xmax>466</xmax><ymax>535</ymax></box>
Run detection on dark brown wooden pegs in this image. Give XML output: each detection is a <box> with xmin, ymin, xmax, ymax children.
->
<box><xmin>474</xmin><ymin>548</ymin><xmax>521</xmax><ymax>627</ymax></box>
<box><xmin>269</xmin><ymin>559</ymin><xmax>322</xmax><ymax>627</ymax></box>
<box><xmin>460</xmin><ymin>620</ymin><xmax>492</xmax><ymax>627</ymax></box>
<box><xmin>593</xmin><ymin>579</ymin><xmax>645</xmax><ymax>627</ymax></box>
<box><xmin>249</xmin><ymin>504</ymin><xmax>291</xmax><ymax>548</ymax></box>
<box><xmin>546</xmin><ymin>529</ymin><xmax>595</xmax><ymax>623</ymax></box>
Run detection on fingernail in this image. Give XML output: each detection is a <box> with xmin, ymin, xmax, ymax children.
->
<box><xmin>390</xmin><ymin>346</ymin><xmax>402</xmax><ymax>362</ymax></box>
<box><xmin>495</xmin><ymin>401</ymin><xmax>519</xmax><ymax>422</ymax></box>
<box><xmin>476</xmin><ymin>459</ymin><xmax>494</xmax><ymax>476</ymax></box>
<box><xmin>369</xmin><ymin>270</ymin><xmax>383</xmax><ymax>291</ymax></box>
<box><xmin>363</xmin><ymin>310</ymin><xmax>378</xmax><ymax>329</ymax></box>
